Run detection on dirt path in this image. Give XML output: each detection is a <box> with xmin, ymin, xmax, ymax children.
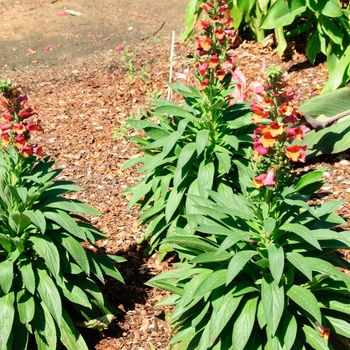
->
<box><xmin>0</xmin><ymin>0</ymin><xmax>188</xmax><ymax>69</ymax></box>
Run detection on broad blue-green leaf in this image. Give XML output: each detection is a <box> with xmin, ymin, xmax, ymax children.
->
<box><xmin>280</xmin><ymin>222</ymin><xmax>321</xmax><ymax>250</ymax></box>
<box><xmin>262</xmin><ymin>275</ymin><xmax>284</xmax><ymax>337</ymax></box>
<box><xmin>37</xmin><ymin>268</ymin><xmax>62</xmax><ymax>326</ymax></box>
<box><xmin>60</xmin><ymin>309</ymin><xmax>89</xmax><ymax>350</ymax></box>
<box><xmin>0</xmin><ymin>291</ymin><xmax>15</xmax><ymax>350</ymax></box>
<box><xmin>16</xmin><ymin>289</ymin><xmax>35</xmax><ymax>324</ymax></box>
<box><xmin>0</xmin><ymin>260</ymin><xmax>13</xmax><ymax>294</ymax></box>
<box><xmin>226</xmin><ymin>251</ymin><xmax>257</xmax><ymax>285</ymax></box>
<box><xmin>287</xmin><ymin>285</ymin><xmax>322</xmax><ymax>323</ymax></box>
<box><xmin>286</xmin><ymin>252</ymin><xmax>313</xmax><ymax>280</ymax></box>
<box><xmin>261</xmin><ymin>0</ymin><xmax>306</xmax><ymax>29</ymax></box>
<box><xmin>33</xmin><ymin>302</ymin><xmax>57</xmax><ymax>350</ymax></box>
<box><xmin>19</xmin><ymin>261</ymin><xmax>36</xmax><ymax>295</ymax></box>
<box><xmin>231</xmin><ymin>294</ymin><xmax>259</xmax><ymax>350</ymax></box>
<box><xmin>268</xmin><ymin>243</ymin><xmax>284</xmax><ymax>284</ymax></box>
<box><xmin>29</xmin><ymin>235</ymin><xmax>61</xmax><ymax>282</ymax></box>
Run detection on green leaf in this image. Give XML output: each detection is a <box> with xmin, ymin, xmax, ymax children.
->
<box><xmin>173</xmin><ymin>142</ymin><xmax>197</xmax><ymax>188</ymax></box>
<box><xmin>0</xmin><ymin>233</ymin><xmax>13</xmax><ymax>252</ymax></box>
<box><xmin>215</xmin><ymin>151</ymin><xmax>231</xmax><ymax>174</ymax></box>
<box><xmin>325</xmin><ymin>315</ymin><xmax>350</xmax><ymax>338</ymax></box>
<box><xmin>302</xmin><ymin>324</ymin><xmax>329</xmax><ymax>350</ymax></box>
<box><xmin>165</xmin><ymin>186</ymin><xmax>186</xmax><ymax>223</ymax></box>
<box><xmin>206</xmin><ymin>294</ymin><xmax>243</xmax><ymax>347</ymax></box>
<box><xmin>16</xmin><ymin>289</ymin><xmax>35</xmax><ymax>324</ymax></box>
<box><xmin>286</xmin><ymin>252</ymin><xmax>313</xmax><ymax>280</ymax></box>
<box><xmin>278</xmin><ymin>310</ymin><xmax>298</xmax><ymax>350</ymax></box>
<box><xmin>0</xmin><ymin>291</ymin><xmax>15</xmax><ymax>350</ymax></box>
<box><xmin>44</xmin><ymin>210</ymin><xmax>87</xmax><ymax>241</ymax></box>
<box><xmin>33</xmin><ymin>302</ymin><xmax>57</xmax><ymax>350</ymax></box>
<box><xmin>231</xmin><ymin>294</ymin><xmax>259</xmax><ymax>350</ymax></box>
<box><xmin>195</xmin><ymin>269</ymin><xmax>227</xmax><ymax>297</ymax></box>
<box><xmin>268</xmin><ymin>243</ymin><xmax>284</xmax><ymax>284</ymax></box>
<box><xmin>280</xmin><ymin>222</ymin><xmax>322</xmax><ymax>250</ymax></box>
<box><xmin>9</xmin><ymin>211</ymin><xmax>31</xmax><ymax>234</ymax></box>
<box><xmin>226</xmin><ymin>251</ymin><xmax>257</xmax><ymax>285</ymax></box>
<box><xmin>25</xmin><ymin>209</ymin><xmax>46</xmax><ymax>233</ymax></box>
<box><xmin>29</xmin><ymin>235</ymin><xmax>61</xmax><ymax>282</ymax></box>
<box><xmin>61</xmin><ymin>280</ymin><xmax>92</xmax><ymax>309</ymax></box>
<box><xmin>43</xmin><ymin>198</ymin><xmax>101</xmax><ymax>216</ymax></box>
<box><xmin>191</xmin><ymin>251</ymin><xmax>233</xmax><ymax>264</ymax></box>
<box><xmin>287</xmin><ymin>285</ymin><xmax>322</xmax><ymax>323</ymax></box>
<box><xmin>196</xmin><ymin>130</ymin><xmax>209</xmax><ymax>156</ymax></box>
<box><xmin>197</xmin><ymin>161</ymin><xmax>214</xmax><ymax>198</ymax></box>
<box><xmin>51</xmin><ymin>233</ymin><xmax>90</xmax><ymax>275</ymax></box>
<box><xmin>19</xmin><ymin>261</ymin><xmax>37</xmax><ymax>295</ymax></box>
<box><xmin>60</xmin><ymin>309</ymin><xmax>89</xmax><ymax>350</ymax></box>
<box><xmin>262</xmin><ymin>274</ymin><xmax>284</xmax><ymax>337</ymax></box>
<box><xmin>37</xmin><ymin>268</ymin><xmax>62</xmax><ymax>326</ymax></box>
<box><xmin>0</xmin><ymin>260</ymin><xmax>13</xmax><ymax>294</ymax></box>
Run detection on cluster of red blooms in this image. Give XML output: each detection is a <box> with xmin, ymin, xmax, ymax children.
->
<box><xmin>251</xmin><ymin>66</ymin><xmax>308</xmax><ymax>188</ymax></box>
<box><xmin>0</xmin><ymin>84</ymin><xmax>43</xmax><ymax>158</ymax></box>
<box><xmin>192</xmin><ymin>0</ymin><xmax>237</xmax><ymax>88</ymax></box>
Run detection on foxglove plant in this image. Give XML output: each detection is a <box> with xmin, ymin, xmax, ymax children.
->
<box><xmin>0</xmin><ymin>81</ymin><xmax>125</xmax><ymax>349</ymax></box>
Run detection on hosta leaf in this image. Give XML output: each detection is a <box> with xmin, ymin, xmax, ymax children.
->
<box><xmin>33</xmin><ymin>302</ymin><xmax>57</xmax><ymax>350</ymax></box>
<box><xmin>16</xmin><ymin>289</ymin><xmax>35</xmax><ymax>324</ymax></box>
<box><xmin>302</xmin><ymin>324</ymin><xmax>329</xmax><ymax>350</ymax></box>
<box><xmin>226</xmin><ymin>250</ymin><xmax>257</xmax><ymax>285</ymax></box>
<box><xmin>44</xmin><ymin>210</ymin><xmax>87</xmax><ymax>241</ymax></box>
<box><xmin>51</xmin><ymin>233</ymin><xmax>90</xmax><ymax>275</ymax></box>
<box><xmin>287</xmin><ymin>285</ymin><xmax>322</xmax><ymax>324</ymax></box>
<box><xmin>0</xmin><ymin>291</ymin><xmax>15</xmax><ymax>350</ymax></box>
<box><xmin>29</xmin><ymin>235</ymin><xmax>61</xmax><ymax>282</ymax></box>
<box><xmin>286</xmin><ymin>252</ymin><xmax>313</xmax><ymax>280</ymax></box>
<box><xmin>37</xmin><ymin>268</ymin><xmax>62</xmax><ymax>326</ymax></box>
<box><xmin>60</xmin><ymin>310</ymin><xmax>88</xmax><ymax>350</ymax></box>
<box><xmin>262</xmin><ymin>274</ymin><xmax>284</xmax><ymax>337</ymax></box>
<box><xmin>268</xmin><ymin>243</ymin><xmax>284</xmax><ymax>284</ymax></box>
<box><xmin>19</xmin><ymin>261</ymin><xmax>36</xmax><ymax>295</ymax></box>
<box><xmin>231</xmin><ymin>294</ymin><xmax>259</xmax><ymax>350</ymax></box>
<box><xmin>0</xmin><ymin>260</ymin><xmax>13</xmax><ymax>294</ymax></box>
<box><xmin>280</xmin><ymin>223</ymin><xmax>321</xmax><ymax>250</ymax></box>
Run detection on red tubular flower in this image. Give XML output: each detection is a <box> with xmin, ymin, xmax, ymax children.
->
<box><xmin>269</xmin><ymin>121</ymin><xmax>284</xmax><ymax>137</ymax></box>
<box><xmin>286</xmin><ymin>125</ymin><xmax>306</xmax><ymax>140</ymax></box>
<box><xmin>26</xmin><ymin>122</ymin><xmax>44</xmax><ymax>134</ymax></box>
<box><xmin>0</xmin><ymin>124</ymin><xmax>12</xmax><ymax>136</ymax></box>
<box><xmin>1</xmin><ymin>134</ymin><xmax>10</xmax><ymax>148</ymax></box>
<box><xmin>21</xmin><ymin>145</ymin><xmax>33</xmax><ymax>158</ymax></box>
<box><xmin>214</xmin><ymin>29</ymin><xmax>225</xmax><ymax>40</ymax></box>
<box><xmin>201</xmin><ymin>78</ymin><xmax>210</xmax><ymax>88</ymax></box>
<box><xmin>18</xmin><ymin>106</ymin><xmax>36</xmax><ymax>118</ymax></box>
<box><xmin>201</xmin><ymin>38</ymin><xmax>212</xmax><ymax>51</ymax></box>
<box><xmin>317</xmin><ymin>324</ymin><xmax>330</xmax><ymax>340</ymax></box>
<box><xmin>285</xmin><ymin>145</ymin><xmax>307</xmax><ymax>162</ymax></box>
<box><xmin>14</xmin><ymin>134</ymin><xmax>27</xmax><ymax>149</ymax></box>
<box><xmin>215</xmin><ymin>69</ymin><xmax>226</xmax><ymax>81</ymax></box>
<box><xmin>13</xmin><ymin>123</ymin><xmax>26</xmax><ymax>134</ymax></box>
<box><xmin>197</xmin><ymin>20</ymin><xmax>210</xmax><ymax>31</ymax></box>
<box><xmin>209</xmin><ymin>55</ymin><xmax>219</xmax><ymax>68</ymax></box>
<box><xmin>253</xmin><ymin>168</ymin><xmax>276</xmax><ymax>188</ymax></box>
<box><xmin>261</xmin><ymin>129</ymin><xmax>276</xmax><ymax>148</ymax></box>
<box><xmin>197</xmin><ymin>62</ymin><xmax>209</xmax><ymax>76</ymax></box>
<box><xmin>33</xmin><ymin>145</ymin><xmax>43</xmax><ymax>157</ymax></box>
<box><xmin>200</xmin><ymin>2</ymin><xmax>213</xmax><ymax>12</ymax></box>
<box><xmin>17</xmin><ymin>95</ymin><xmax>28</xmax><ymax>107</ymax></box>
<box><xmin>1</xmin><ymin>113</ymin><xmax>12</xmax><ymax>122</ymax></box>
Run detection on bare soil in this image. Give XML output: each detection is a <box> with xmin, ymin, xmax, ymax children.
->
<box><xmin>1</xmin><ymin>1</ymin><xmax>350</xmax><ymax>349</ymax></box>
